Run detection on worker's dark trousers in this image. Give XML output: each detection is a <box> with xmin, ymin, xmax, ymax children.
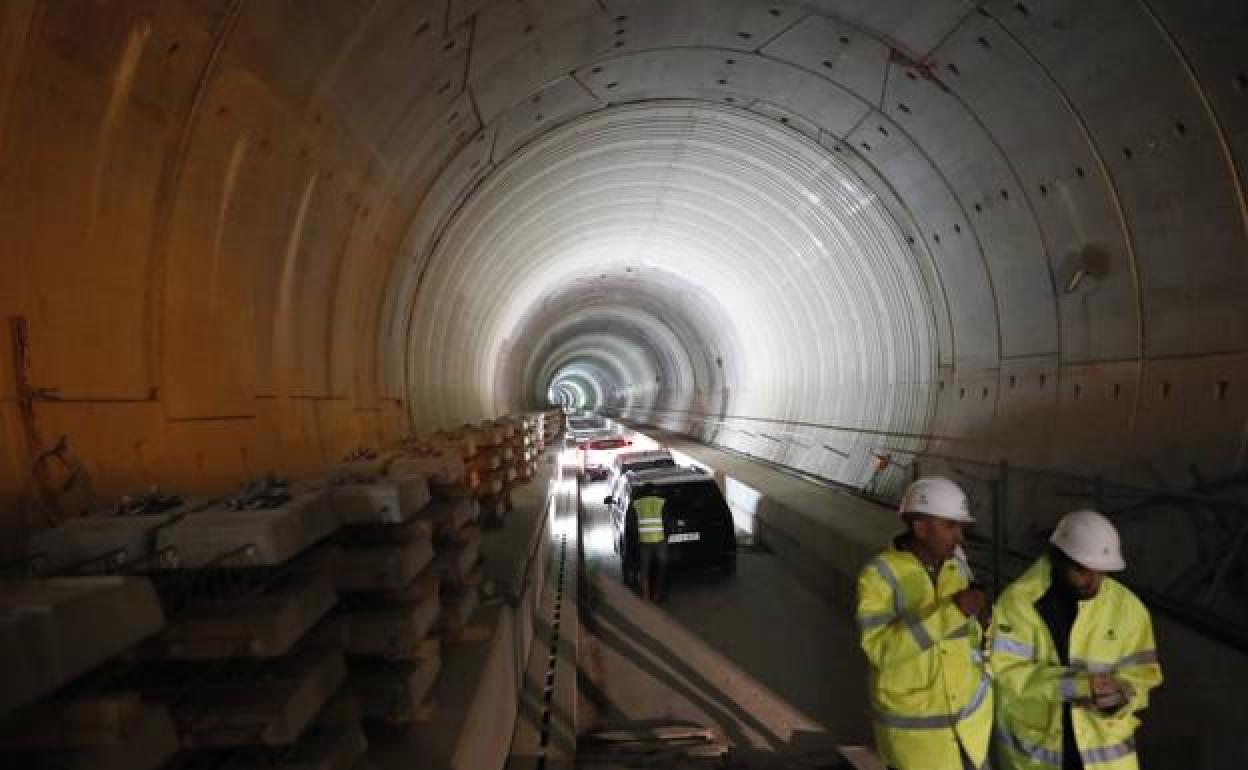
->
<box><xmin>638</xmin><ymin>542</ymin><xmax>669</xmax><ymax>597</ymax></box>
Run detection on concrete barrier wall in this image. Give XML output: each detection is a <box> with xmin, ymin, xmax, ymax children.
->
<box><xmin>663</xmin><ymin>442</ymin><xmax>890</xmax><ymax>616</ymax></box>
<box><xmin>468</xmin><ymin>481</ymin><xmax>556</xmax><ymax>770</ymax></box>
<box><xmin>617</xmin><ymin>422</ymin><xmax>1248</xmax><ymax>770</ymax></box>
<box><xmin>408</xmin><ymin>466</ymin><xmax>558</xmax><ymax>770</ymax></box>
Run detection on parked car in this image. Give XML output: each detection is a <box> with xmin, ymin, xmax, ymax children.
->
<box><xmin>603</xmin><ymin>467</ymin><xmax>737</xmax><ymax>583</ymax></box>
<box><xmin>582</xmin><ymin>436</ymin><xmax>633</xmax><ymax>480</ymax></box>
<box><xmin>565</xmin><ymin>427</ymin><xmax>610</xmax><ymax>452</ymax></box>
<box><xmin>609</xmin><ymin>449</ymin><xmax>676</xmax><ymax>486</ymax></box>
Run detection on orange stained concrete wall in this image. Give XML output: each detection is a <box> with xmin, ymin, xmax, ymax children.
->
<box><xmin>0</xmin><ymin>1</ymin><xmax>455</xmax><ymax>538</ymax></box>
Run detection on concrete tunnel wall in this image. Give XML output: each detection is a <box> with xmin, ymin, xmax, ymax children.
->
<box><xmin>2</xmin><ymin>0</ymin><xmax>1247</xmax><ymax>624</ymax></box>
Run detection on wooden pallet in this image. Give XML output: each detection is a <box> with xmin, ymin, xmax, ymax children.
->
<box><xmin>335</xmin><ymin>517</ymin><xmax>433</xmax><ymax>547</ymax></box>
<box><xmin>0</xmin><ymin>701</ymin><xmax>179</xmax><ymax>770</ymax></box>
<box><xmin>160</xmin><ymin>573</ymin><xmax>336</xmax><ymax>660</ymax></box>
<box><xmin>418</xmin><ymin>499</ymin><xmax>480</xmax><ymax>542</ymax></box>
<box><xmin>333</xmin><ymin>537</ymin><xmax>435</xmax><ymax>592</ymax></box>
<box><xmin>431</xmin><ymin>534</ymin><xmax>480</xmax><ymax>588</ymax></box>
<box><xmin>351</xmin><ymin>570</ymin><xmax>439</xmax><ymax>604</ymax></box>
<box><xmin>166</xmin><ymin>645</ymin><xmax>348</xmax><ymax>749</ymax></box>
<box><xmin>577</xmin><ymin>725</ymin><xmax>730</xmax><ymax>769</ymax></box>
<box><xmin>346</xmin><ymin>658</ymin><xmax>440</xmax><ymax>726</ymax></box>
<box><xmin>205</xmin><ymin>724</ymin><xmax>368</xmax><ymax>770</ymax></box>
<box><xmin>337</xmin><ymin>593</ymin><xmax>441</xmax><ymax>660</ymax></box>
<box><xmin>428</xmin><ymin>480</ymin><xmax>480</xmax><ymax>499</ymax></box>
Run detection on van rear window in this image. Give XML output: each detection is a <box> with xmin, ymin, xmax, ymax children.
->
<box><xmin>640</xmin><ymin>483</ymin><xmax>726</xmax><ymax>522</ymax></box>
<box><xmin>624</xmin><ymin>459</ymin><xmax>676</xmax><ymax>473</ymax></box>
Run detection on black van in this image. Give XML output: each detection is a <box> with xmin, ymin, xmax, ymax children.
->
<box><xmin>603</xmin><ymin>467</ymin><xmax>737</xmax><ymax>583</ymax></box>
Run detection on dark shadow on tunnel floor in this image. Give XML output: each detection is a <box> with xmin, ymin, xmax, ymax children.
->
<box><xmin>578</xmin><ymin>559</ymin><xmax>872</xmax><ymax>753</ymax></box>
<box><xmin>579</xmin><ymin>583</ymin><xmax>785</xmax><ymax>749</ymax></box>
<box><xmin>576</xmin><ymin>481</ymin><xmax>873</xmax><ymax>751</ymax></box>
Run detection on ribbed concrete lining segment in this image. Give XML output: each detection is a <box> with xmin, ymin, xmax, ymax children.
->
<box><xmin>513</xmin><ymin>280</ymin><xmax>736</xmax><ymax>417</ymax></box>
<box><xmin>552</xmin><ymin>369</ymin><xmax>607</xmax><ymax>412</ymax></box>
<box><xmin>3</xmin><ymin>0</ymin><xmax>1247</xmax><ymax>628</ymax></box>
<box><xmin>548</xmin><ymin>341</ymin><xmax>655</xmax><ymax>415</ymax></box>
<box><xmin>545</xmin><ymin>338</ymin><xmax>662</xmax><ymax>413</ymax></box>
<box><xmin>408</xmin><ymin>103</ymin><xmax>936</xmax><ymax>485</ymax></box>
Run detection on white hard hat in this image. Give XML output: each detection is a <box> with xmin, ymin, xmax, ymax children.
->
<box><xmin>1050</xmin><ymin>510</ymin><xmax>1125</xmax><ymax>572</ymax></box>
<box><xmin>899</xmin><ymin>477</ymin><xmax>974</xmax><ymax>523</ymax></box>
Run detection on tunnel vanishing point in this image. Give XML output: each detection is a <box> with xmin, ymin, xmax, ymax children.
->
<box><xmin>1</xmin><ymin>0</ymin><xmax>1247</xmax><ymax>763</ymax></box>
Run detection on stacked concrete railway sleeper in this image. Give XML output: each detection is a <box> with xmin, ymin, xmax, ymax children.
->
<box><xmin>2</xmin><ymin>413</ymin><xmax>554</xmax><ymax>770</ymax></box>
<box><xmin>419</xmin><ymin>417</ymin><xmax>545</xmax><ymax>528</ymax></box>
<box><xmin>326</xmin><ymin>414</ymin><xmax>550</xmax><ymax>756</ymax></box>
<box><xmin>539</xmin><ymin>409</ymin><xmax>565</xmax><ymax>452</ymax></box>
<box><xmin>322</xmin><ymin>473</ymin><xmax>442</xmax><ymax>732</ymax></box>
<box><xmin>388</xmin><ymin>433</ymin><xmax>488</xmax><ymax>645</ymax></box>
<box><xmin>1</xmin><ymin>479</ymin><xmax>368</xmax><ymax>770</ymax></box>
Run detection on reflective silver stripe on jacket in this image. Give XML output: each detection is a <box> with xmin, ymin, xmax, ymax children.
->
<box><xmin>992</xmin><ymin>635</ymin><xmax>1037</xmax><ymax>659</ymax></box>
<box><xmin>1060</xmin><ymin>673</ymin><xmax>1081</xmax><ymax>701</ymax></box>
<box><xmin>869</xmin><ymin>557</ymin><xmax>904</xmax><ymax>616</ymax></box>
<box><xmin>874</xmin><ymin>673</ymin><xmax>990</xmax><ymax>730</ymax></box>
<box><xmin>1082</xmin><ymin>739</ymin><xmax>1136</xmax><ymax>764</ymax></box>
<box><xmin>1072</xmin><ymin>649</ymin><xmax>1159</xmax><ymax>672</ymax></box>
<box><xmin>958</xmin><ymin>673</ymin><xmax>991</xmax><ymax>720</ymax></box>
<box><xmin>857</xmin><ymin>611</ymin><xmax>895</xmax><ymax>631</ymax></box>
<box><xmin>996</xmin><ymin>729</ymin><xmax>1135</xmax><ymax>766</ymax></box>
<box><xmin>906</xmin><ymin>613</ymin><xmax>934</xmax><ymax>650</ymax></box>
<box><xmin>1118</xmin><ymin>649</ymin><xmax>1159</xmax><ymax>666</ymax></box>
<box><xmin>995</xmin><ymin>727</ymin><xmax>1062</xmax><ymax>767</ymax></box>
<box><xmin>869</xmin><ymin>558</ymin><xmax>936</xmax><ymax>650</ymax></box>
<box><xmin>875</xmin><ymin>710</ymin><xmax>957</xmax><ymax>730</ymax></box>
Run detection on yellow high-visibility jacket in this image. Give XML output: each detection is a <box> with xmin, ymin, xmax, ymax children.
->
<box><xmin>634</xmin><ymin>495</ymin><xmax>666</xmax><ymax>544</ymax></box>
<box><xmin>991</xmin><ymin>554</ymin><xmax>1163</xmax><ymax>770</ymax></box>
<box><xmin>857</xmin><ymin>544</ymin><xmax>993</xmax><ymax>770</ymax></box>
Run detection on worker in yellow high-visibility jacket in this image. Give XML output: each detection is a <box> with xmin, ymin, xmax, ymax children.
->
<box><xmin>856</xmin><ymin>477</ymin><xmax>993</xmax><ymax>770</ymax></box>
<box><xmin>992</xmin><ymin>510</ymin><xmax>1163</xmax><ymax>770</ymax></box>
<box><xmin>633</xmin><ymin>494</ymin><xmax>668</xmax><ymax>601</ymax></box>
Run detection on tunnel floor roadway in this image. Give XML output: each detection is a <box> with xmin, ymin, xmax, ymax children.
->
<box><xmin>574</xmin><ymin>473</ymin><xmax>873</xmax><ymax>762</ymax></box>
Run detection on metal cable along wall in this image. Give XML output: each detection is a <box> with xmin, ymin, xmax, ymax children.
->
<box><xmin>607</xmin><ymin>405</ymin><xmax>1248</xmax><ymax>651</ymax></box>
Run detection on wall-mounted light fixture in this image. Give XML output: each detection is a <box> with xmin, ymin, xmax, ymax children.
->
<box><xmin>1063</xmin><ymin>245</ymin><xmax>1109</xmax><ymax>293</ymax></box>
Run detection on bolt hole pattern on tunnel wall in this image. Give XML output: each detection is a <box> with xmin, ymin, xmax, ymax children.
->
<box><xmin>7</xmin><ymin>0</ymin><xmax>1248</xmax><ymax>651</ymax></box>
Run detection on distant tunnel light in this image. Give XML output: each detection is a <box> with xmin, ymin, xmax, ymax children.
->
<box><xmin>403</xmin><ymin>102</ymin><xmax>935</xmax><ymax>482</ymax></box>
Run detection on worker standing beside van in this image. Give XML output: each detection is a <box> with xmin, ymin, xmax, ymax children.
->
<box><xmin>633</xmin><ymin>493</ymin><xmax>669</xmax><ymax>602</ymax></box>
<box><xmin>856</xmin><ymin>477</ymin><xmax>993</xmax><ymax>770</ymax></box>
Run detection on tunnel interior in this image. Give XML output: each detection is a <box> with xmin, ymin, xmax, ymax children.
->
<box><xmin>2</xmin><ymin>0</ymin><xmax>1248</xmax><ymax>762</ymax></box>
<box><xmin>9</xmin><ymin>0</ymin><xmax>1247</xmax><ymax>611</ymax></box>
<box><xmin>411</xmin><ymin>101</ymin><xmax>936</xmax><ymax>466</ymax></box>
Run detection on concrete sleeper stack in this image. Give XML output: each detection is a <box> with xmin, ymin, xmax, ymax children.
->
<box><xmin>3</xmin><ymin>475</ymin><xmax>363</xmax><ymax>770</ymax></box>
<box><xmin>321</xmin><ymin>458</ymin><xmax>444</xmax><ymax>733</ymax></box>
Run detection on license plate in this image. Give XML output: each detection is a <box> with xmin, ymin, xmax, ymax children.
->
<box><xmin>668</xmin><ymin>532</ymin><xmax>700</xmax><ymax>543</ymax></box>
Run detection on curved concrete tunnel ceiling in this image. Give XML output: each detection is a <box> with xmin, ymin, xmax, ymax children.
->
<box><xmin>380</xmin><ymin>0</ymin><xmax>1248</xmax><ymax>498</ymax></box>
<box><xmin>3</xmin><ymin>0</ymin><xmax>1248</xmax><ymax>620</ymax></box>
<box><xmin>403</xmin><ymin>103</ymin><xmax>938</xmax><ymax>477</ymax></box>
